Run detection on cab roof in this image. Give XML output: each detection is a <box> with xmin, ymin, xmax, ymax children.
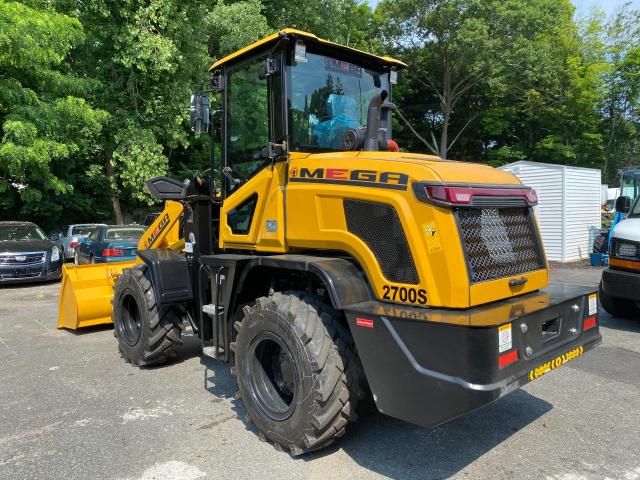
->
<box><xmin>209</xmin><ymin>28</ymin><xmax>407</xmax><ymax>71</ymax></box>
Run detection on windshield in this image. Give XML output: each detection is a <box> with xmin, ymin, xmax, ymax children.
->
<box><xmin>622</xmin><ymin>169</ymin><xmax>640</xmax><ymax>200</ymax></box>
<box><xmin>290</xmin><ymin>52</ymin><xmax>390</xmax><ymax>151</ymax></box>
<box><xmin>0</xmin><ymin>224</ymin><xmax>46</xmax><ymax>241</ymax></box>
<box><xmin>105</xmin><ymin>227</ymin><xmax>145</xmax><ymax>240</ymax></box>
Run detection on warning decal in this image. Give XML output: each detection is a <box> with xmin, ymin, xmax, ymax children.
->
<box><xmin>588</xmin><ymin>294</ymin><xmax>597</xmax><ymax>315</ymax></box>
<box><xmin>498</xmin><ymin>323</ymin><xmax>512</xmax><ymax>353</ymax></box>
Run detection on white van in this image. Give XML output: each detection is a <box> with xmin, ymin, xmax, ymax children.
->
<box><xmin>600</xmin><ymin>195</ymin><xmax>640</xmax><ymax>318</ymax></box>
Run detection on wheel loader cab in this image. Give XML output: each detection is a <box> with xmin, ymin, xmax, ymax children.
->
<box><xmin>212</xmin><ymin>30</ymin><xmax>403</xmax><ymax>256</ymax></box>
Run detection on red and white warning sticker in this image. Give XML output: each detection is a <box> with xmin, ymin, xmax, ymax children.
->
<box><xmin>498</xmin><ymin>323</ymin><xmax>512</xmax><ymax>353</ymax></box>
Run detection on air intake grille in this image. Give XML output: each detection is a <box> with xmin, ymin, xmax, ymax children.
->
<box><xmin>457</xmin><ymin>208</ymin><xmax>544</xmax><ymax>283</ymax></box>
<box><xmin>344</xmin><ymin>199</ymin><xmax>419</xmax><ymax>284</ymax></box>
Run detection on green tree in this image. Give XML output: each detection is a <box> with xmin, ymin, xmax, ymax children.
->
<box><xmin>0</xmin><ymin>1</ymin><xmax>108</xmax><ymax>230</ymax></box>
<box><xmin>599</xmin><ymin>6</ymin><xmax>640</xmax><ymax>183</ymax></box>
<box><xmin>56</xmin><ymin>0</ymin><xmax>272</xmax><ymax>223</ymax></box>
<box><xmin>377</xmin><ymin>0</ymin><xmax>503</xmax><ymax>159</ymax></box>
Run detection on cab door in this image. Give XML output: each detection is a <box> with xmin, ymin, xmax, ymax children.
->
<box><xmin>219</xmin><ymin>54</ymin><xmax>287</xmax><ymax>252</ymax></box>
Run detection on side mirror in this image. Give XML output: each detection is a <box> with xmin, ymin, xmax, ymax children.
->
<box><xmin>615</xmin><ymin>196</ymin><xmax>631</xmax><ymax>214</ymax></box>
<box><xmin>50</xmin><ymin>233</ymin><xmax>60</xmax><ymax>241</ymax></box>
<box><xmin>190</xmin><ymin>94</ymin><xmax>210</xmax><ymax>134</ymax></box>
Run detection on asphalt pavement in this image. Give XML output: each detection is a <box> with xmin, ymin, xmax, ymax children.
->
<box><xmin>0</xmin><ymin>265</ymin><xmax>639</xmax><ymax>480</ymax></box>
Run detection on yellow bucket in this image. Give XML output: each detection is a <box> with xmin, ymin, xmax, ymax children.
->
<box><xmin>57</xmin><ymin>261</ymin><xmax>136</xmax><ymax>330</ymax></box>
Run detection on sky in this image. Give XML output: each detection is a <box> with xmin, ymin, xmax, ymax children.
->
<box><xmin>365</xmin><ymin>0</ymin><xmax>640</xmax><ymax>16</ymax></box>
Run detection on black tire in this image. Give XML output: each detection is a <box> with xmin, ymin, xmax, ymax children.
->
<box><xmin>232</xmin><ymin>291</ymin><xmax>366</xmax><ymax>455</ymax></box>
<box><xmin>112</xmin><ymin>264</ymin><xmax>184</xmax><ymax>366</ymax></box>
<box><xmin>599</xmin><ymin>281</ymin><xmax>639</xmax><ymax>319</ymax></box>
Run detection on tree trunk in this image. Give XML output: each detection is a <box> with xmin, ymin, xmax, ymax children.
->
<box><xmin>439</xmin><ymin>57</ymin><xmax>451</xmax><ymax>159</ymax></box>
<box><xmin>104</xmin><ymin>152</ymin><xmax>124</xmax><ymax>225</ymax></box>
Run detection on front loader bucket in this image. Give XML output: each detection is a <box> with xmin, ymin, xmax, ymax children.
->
<box><xmin>57</xmin><ymin>261</ymin><xmax>136</xmax><ymax>330</ymax></box>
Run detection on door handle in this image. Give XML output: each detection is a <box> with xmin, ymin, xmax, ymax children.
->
<box><xmin>509</xmin><ymin>277</ymin><xmax>528</xmax><ymax>287</ymax></box>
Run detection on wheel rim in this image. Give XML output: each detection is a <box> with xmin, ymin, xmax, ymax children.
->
<box><xmin>247</xmin><ymin>332</ymin><xmax>298</xmax><ymax>421</ymax></box>
<box><xmin>118</xmin><ymin>292</ymin><xmax>142</xmax><ymax>346</ymax></box>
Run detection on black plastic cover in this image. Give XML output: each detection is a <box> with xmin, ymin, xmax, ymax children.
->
<box><xmin>343</xmin><ymin>283</ymin><xmax>601</xmax><ymax>428</ymax></box>
<box><xmin>145</xmin><ymin>176</ymin><xmax>187</xmax><ymax>200</ymax></box>
<box><xmin>137</xmin><ymin>249</ymin><xmax>193</xmax><ymax>305</ymax></box>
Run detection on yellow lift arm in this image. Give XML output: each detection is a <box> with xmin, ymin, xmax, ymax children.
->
<box><xmin>57</xmin><ymin>200</ymin><xmax>184</xmax><ymax>330</ymax></box>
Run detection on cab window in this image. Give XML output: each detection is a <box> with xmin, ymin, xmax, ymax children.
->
<box><xmin>289</xmin><ymin>52</ymin><xmax>389</xmax><ymax>151</ymax></box>
<box><xmin>226</xmin><ymin>57</ymin><xmax>270</xmax><ymax>182</ymax></box>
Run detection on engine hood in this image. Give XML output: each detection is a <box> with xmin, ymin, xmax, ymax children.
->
<box><xmin>300</xmin><ymin>151</ymin><xmax>523</xmax><ymax>186</ymax></box>
<box><xmin>0</xmin><ymin>239</ymin><xmax>53</xmax><ymax>253</ymax></box>
<box><xmin>612</xmin><ymin>217</ymin><xmax>640</xmax><ymax>242</ymax></box>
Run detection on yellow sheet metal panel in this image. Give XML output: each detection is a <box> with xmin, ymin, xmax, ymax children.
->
<box><xmin>209</xmin><ymin>29</ymin><xmax>407</xmax><ymax>71</ymax></box>
<box><xmin>283</xmin><ymin>151</ymin><xmax>548</xmax><ymax>309</ymax></box>
<box><xmin>363</xmin><ymin>290</ymin><xmax>551</xmax><ymax>327</ymax></box>
<box><xmin>255</xmin><ymin>162</ymin><xmax>288</xmax><ymax>252</ymax></box>
<box><xmin>469</xmin><ymin>268</ymin><xmax>549</xmax><ymax>307</ymax></box>
<box><xmin>219</xmin><ymin>165</ymin><xmax>285</xmax><ymax>251</ymax></box>
<box><xmin>57</xmin><ymin>262</ymin><xmax>135</xmax><ymax>330</ymax></box>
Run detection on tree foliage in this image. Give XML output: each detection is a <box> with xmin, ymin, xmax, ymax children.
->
<box><xmin>0</xmin><ymin>1</ymin><xmax>109</xmax><ymax>230</ymax></box>
<box><xmin>1</xmin><ymin>0</ymin><xmax>639</xmax><ymax>229</ymax></box>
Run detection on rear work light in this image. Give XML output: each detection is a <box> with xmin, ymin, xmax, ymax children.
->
<box><xmin>498</xmin><ymin>349</ymin><xmax>519</xmax><ymax>369</ymax></box>
<box><xmin>102</xmin><ymin>248</ymin><xmax>124</xmax><ymax>257</ymax></box>
<box><xmin>583</xmin><ymin>315</ymin><xmax>597</xmax><ymax>331</ymax></box>
<box><xmin>416</xmin><ymin>183</ymin><xmax>538</xmax><ymax>207</ymax></box>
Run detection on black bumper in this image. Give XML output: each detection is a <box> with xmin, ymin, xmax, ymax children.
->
<box><xmin>343</xmin><ymin>283</ymin><xmax>601</xmax><ymax>428</ymax></box>
<box><xmin>0</xmin><ymin>261</ymin><xmax>62</xmax><ymax>284</ymax></box>
<box><xmin>601</xmin><ymin>267</ymin><xmax>640</xmax><ymax>303</ymax></box>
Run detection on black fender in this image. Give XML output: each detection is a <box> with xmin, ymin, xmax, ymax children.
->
<box><xmin>137</xmin><ymin>249</ymin><xmax>193</xmax><ymax>305</ymax></box>
<box><xmin>236</xmin><ymin>254</ymin><xmax>373</xmax><ymax>310</ymax></box>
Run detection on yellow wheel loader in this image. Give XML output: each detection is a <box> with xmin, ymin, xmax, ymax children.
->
<box><xmin>58</xmin><ymin>29</ymin><xmax>601</xmax><ymax>455</ymax></box>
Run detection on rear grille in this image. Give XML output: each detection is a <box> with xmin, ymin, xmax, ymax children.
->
<box><xmin>0</xmin><ymin>252</ymin><xmax>46</xmax><ymax>265</ymax></box>
<box><xmin>344</xmin><ymin>199</ymin><xmax>419</xmax><ymax>284</ymax></box>
<box><xmin>456</xmin><ymin>208</ymin><xmax>544</xmax><ymax>283</ymax></box>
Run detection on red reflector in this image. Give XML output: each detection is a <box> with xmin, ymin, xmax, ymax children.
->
<box><xmin>102</xmin><ymin>248</ymin><xmax>124</xmax><ymax>257</ymax></box>
<box><xmin>69</xmin><ymin>241</ymin><xmax>79</xmax><ymax>249</ymax></box>
<box><xmin>356</xmin><ymin>317</ymin><xmax>374</xmax><ymax>328</ymax></box>
<box><xmin>498</xmin><ymin>349</ymin><xmax>519</xmax><ymax>369</ymax></box>
<box><xmin>583</xmin><ymin>315</ymin><xmax>597</xmax><ymax>331</ymax></box>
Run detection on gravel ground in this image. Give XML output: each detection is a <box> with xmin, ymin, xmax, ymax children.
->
<box><xmin>0</xmin><ymin>265</ymin><xmax>638</xmax><ymax>480</ymax></box>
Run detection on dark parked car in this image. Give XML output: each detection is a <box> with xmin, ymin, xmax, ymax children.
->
<box><xmin>74</xmin><ymin>225</ymin><xmax>146</xmax><ymax>265</ymax></box>
<box><xmin>0</xmin><ymin>221</ymin><xmax>63</xmax><ymax>283</ymax></box>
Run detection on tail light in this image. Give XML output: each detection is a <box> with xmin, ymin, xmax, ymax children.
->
<box><xmin>102</xmin><ymin>248</ymin><xmax>124</xmax><ymax>257</ymax></box>
<box><xmin>70</xmin><ymin>241</ymin><xmax>79</xmax><ymax>249</ymax></box>
<box><xmin>416</xmin><ymin>183</ymin><xmax>538</xmax><ymax>207</ymax></box>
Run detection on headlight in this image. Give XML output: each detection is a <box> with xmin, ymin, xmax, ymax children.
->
<box><xmin>51</xmin><ymin>246</ymin><xmax>60</xmax><ymax>262</ymax></box>
<box><xmin>616</xmin><ymin>241</ymin><xmax>638</xmax><ymax>259</ymax></box>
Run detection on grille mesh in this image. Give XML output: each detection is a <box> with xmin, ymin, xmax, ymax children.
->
<box><xmin>457</xmin><ymin>208</ymin><xmax>544</xmax><ymax>283</ymax></box>
<box><xmin>0</xmin><ymin>252</ymin><xmax>45</xmax><ymax>265</ymax></box>
<box><xmin>344</xmin><ymin>199</ymin><xmax>419</xmax><ymax>284</ymax></box>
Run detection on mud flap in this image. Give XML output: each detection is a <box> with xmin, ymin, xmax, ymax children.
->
<box><xmin>57</xmin><ymin>261</ymin><xmax>136</xmax><ymax>330</ymax></box>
